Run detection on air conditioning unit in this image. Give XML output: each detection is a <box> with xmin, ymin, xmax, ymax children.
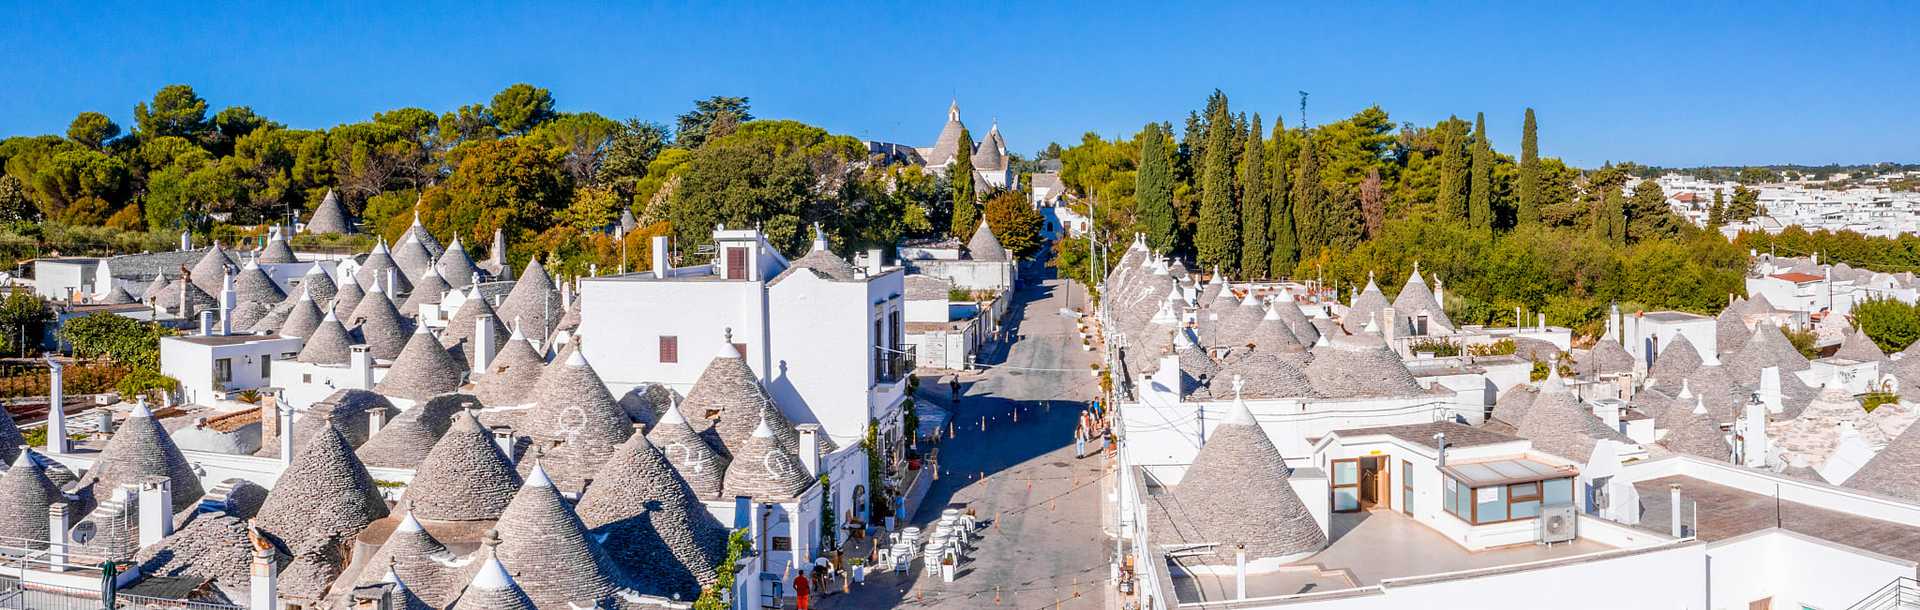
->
<box><xmin>1539</xmin><ymin>503</ymin><xmax>1578</xmax><ymax>544</ymax></box>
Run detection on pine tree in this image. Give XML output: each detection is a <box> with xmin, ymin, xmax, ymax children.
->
<box><xmin>1238</xmin><ymin>114</ymin><xmax>1270</xmax><ymax>279</ymax></box>
<box><xmin>1596</xmin><ymin>189</ymin><xmax>1626</xmax><ymax>244</ymax></box>
<box><xmin>1469</xmin><ymin>112</ymin><xmax>1492</xmax><ymax>232</ymax></box>
<box><xmin>1729</xmin><ymin>185</ymin><xmax>1760</xmax><ymax>222</ymax></box>
<box><xmin>1625</xmin><ymin>179</ymin><xmax>1673</xmax><ymax>242</ymax></box>
<box><xmin>950</xmin><ymin>128</ymin><xmax>978</xmax><ymax>238</ymax></box>
<box><xmin>1518</xmin><ymin>108</ymin><xmax>1540</xmax><ymax>226</ymax></box>
<box><xmin>1438</xmin><ymin>116</ymin><xmax>1469</xmax><ymax>221</ymax></box>
<box><xmin>1135</xmin><ymin>123</ymin><xmax>1177</xmax><ymax>252</ymax></box>
<box><xmin>1290</xmin><ymin>134</ymin><xmax>1325</xmax><ymax>258</ymax></box>
<box><xmin>1269</xmin><ymin>119</ymin><xmax>1298</xmax><ymax>276</ymax></box>
<box><xmin>1195</xmin><ymin>97</ymin><xmax>1239</xmax><ymax>272</ymax></box>
<box><xmin>1707</xmin><ymin>189</ymin><xmax>1727</xmax><ymax>227</ymax></box>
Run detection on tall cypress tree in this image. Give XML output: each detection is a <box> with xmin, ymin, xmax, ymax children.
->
<box><xmin>1707</xmin><ymin>188</ymin><xmax>1726</xmax><ymax>227</ymax></box>
<box><xmin>1518</xmin><ymin>108</ymin><xmax>1540</xmax><ymax>227</ymax></box>
<box><xmin>1596</xmin><ymin>189</ymin><xmax>1626</xmax><ymax>244</ymax></box>
<box><xmin>1438</xmin><ymin>116</ymin><xmax>1469</xmax><ymax>221</ymax></box>
<box><xmin>1135</xmin><ymin>122</ymin><xmax>1177</xmax><ymax>251</ymax></box>
<box><xmin>1239</xmin><ymin>114</ymin><xmax>1270</xmax><ymax>279</ymax></box>
<box><xmin>950</xmin><ymin>128</ymin><xmax>978</xmax><ymax>238</ymax></box>
<box><xmin>1290</xmin><ymin>134</ymin><xmax>1325</xmax><ymax>259</ymax></box>
<box><xmin>1469</xmin><ymin>112</ymin><xmax>1492</xmax><ymax>232</ymax></box>
<box><xmin>1195</xmin><ymin>98</ymin><xmax>1239</xmax><ymax>271</ymax></box>
<box><xmin>1269</xmin><ymin>118</ymin><xmax>1298</xmax><ymax>276</ymax></box>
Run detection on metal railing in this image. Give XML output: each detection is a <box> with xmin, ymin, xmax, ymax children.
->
<box><xmin>117</xmin><ymin>594</ymin><xmax>244</xmax><ymax>610</ymax></box>
<box><xmin>1849</xmin><ymin>577</ymin><xmax>1920</xmax><ymax>610</ymax></box>
<box><xmin>875</xmin><ymin>345</ymin><xmax>916</xmax><ymax>384</ymax></box>
<box><xmin>0</xmin><ymin>577</ymin><xmax>100</xmax><ymax>610</ymax></box>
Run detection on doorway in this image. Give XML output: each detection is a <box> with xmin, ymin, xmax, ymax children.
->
<box><xmin>1357</xmin><ymin>457</ymin><xmax>1389</xmax><ymax>509</ymax></box>
<box><xmin>1332</xmin><ymin>456</ymin><xmax>1392</xmax><ymax>512</ymax></box>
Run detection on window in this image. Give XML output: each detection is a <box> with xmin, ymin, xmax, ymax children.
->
<box><xmin>1402</xmin><ymin>459</ymin><xmax>1414</xmax><ymax>515</ymax></box>
<box><xmin>1330</xmin><ymin>459</ymin><xmax>1360</xmax><ymax>512</ymax></box>
<box><xmin>260</xmin><ymin>354</ymin><xmax>271</xmax><ymax>378</ymax></box>
<box><xmin>659</xmin><ymin>336</ymin><xmax>679</xmax><ymax>363</ymax></box>
<box><xmin>1443</xmin><ymin>475</ymin><xmax>1576</xmax><ymax>525</ymax></box>
<box><xmin>303</xmin><ymin>373</ymin><xmax>312</xmax><ymax>383</ymax></box>
<box><xmin>725</xmin><ymin>247</ymin><xmax>748</xmax><ymax>280</ymax></box>
<box><xmin>214</xmin><ymin>358</ymin><xmax>233</xmax><ymax>384</ymax></box>
<box><xmin>1414</xmin><ymin>315</ymin><xmax>1429</xmax><ymax>336</ymax></box>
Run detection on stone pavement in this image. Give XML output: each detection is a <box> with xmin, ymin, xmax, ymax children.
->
<box><xmin>816</xmin><ymin>269</ymin><xmax>1112</xmax><ymax>609</ymax></box>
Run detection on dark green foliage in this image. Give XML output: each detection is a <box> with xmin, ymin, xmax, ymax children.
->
<box><xmin>596</xmin><ymin>119</ymin><xmax>671</xmax><ymax>198</ymax></box>
<box><xmin>1268</xmin><ymin>119</ymin><xmax>1297</xmax><ymax>274</ymax></box>
<box><xmin>675</xmin><ymin>96</ymin><xmax>753</xmax><ymax>150</ymax></box>
<box><xmin>1625</xmin><ymin>179</ymin><xmax>1677</xmax><ymax>242</ymax></box>
<box><xmin>983</xmin><ymin>190</ymin><xmax>1044</xmax><ymax>257</ymax></box>
<box><xmin>1437</xmin><ymin>115</ymin><xmax>1470</xmax><ymax>220</ymax></box>
<box><xmin>1518</xmin><ymin>108</ymin><xmax>1540</xmax><ymax>226</ymax></box>
<box><xmin>489</xmin><ymin>83</ymin><xmax>558</xmax><ymax>135</ymax></box>
<box><xmin>1707</xmin><ymin>189</ymin><xmax>1727</xmax><ymax>227</ymax></box>
<box><xmin>1289</xmin><ymin>135</ymin><xmax>1326</xmax><ymax>259</ymax></box>
<box><xmin>1239</xmin><ymin>114</ymin><xmax>1270</xmax><ymax>278</ymax></box>
<box><xmin>133</xmin><ymin>84</ymin><xmax>210</xmax><ymax>140</ymax></box>
<box><xmin>1728</xmin><ymin>185</ymin><xmax>1761</xmax><ymax>221</ymax></box>
<box><xmin>0</xmin><ymin>290</ymin><xmax>49</xmax><ymax>356</ymax></box>
<box><xmin>1196</xmin><ymin>99</ymin><xmax>1239</xmax><ymax>271</ymax></box>
<box><xmin>67</xmin><ymin>112</ymin><xmax>120</xmax><ymax>150</ymax></box>
<box><xmin>1850</xmin><ymin>297</ymin><xmax>1920</xmax><ymax>353</ymax></box>
<box><xmin>1134</xmin><ymin>123</ymin><xmax>1176</xmax><ymax>252</ymax></box>
<box><xmin>1469</xmin><ymin>112</ymin><xmax>1492</xmax><ymax>232</ymax></box>
<box><xmin>951</xmin><ymin>128</ymin><xmax>978</xmax><ymax>239</ymax></box>
<box><xmin>57</xmin><ymin>311</ymin><xmax>174</xmax><ymax>368</ymax></box>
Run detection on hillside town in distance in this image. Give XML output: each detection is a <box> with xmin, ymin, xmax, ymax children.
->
<box><xmin>3</xmin><ymin>20</ymin><xmax>1920</xmax><ymax>610</ymax></box>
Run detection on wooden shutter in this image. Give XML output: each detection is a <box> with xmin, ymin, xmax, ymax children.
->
<box><xmin>726</xmin><ymin>247</ymin><xmax>748</xmax><ymax>280</ymax></box>
<box><xmin>660</xmin><ymin>336</ymin><xmax>679</xmax><ymax>363</ymax></box>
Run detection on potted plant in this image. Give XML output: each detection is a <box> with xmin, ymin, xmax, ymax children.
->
<box><xmin>851</xmin><ymin>558</ymin><xmax>866</xmax><ymax>583</ymax></box>
<box><xmin>1089</xmin><ymin>363</ymin><xmax>1100</xmax><ymax>377</ymax></box>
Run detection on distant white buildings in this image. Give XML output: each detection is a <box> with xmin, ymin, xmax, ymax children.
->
<box><xmin>1646</xmin><ymin>171</ymin><xmax>1920</xmax><ymax>238</ymax></box>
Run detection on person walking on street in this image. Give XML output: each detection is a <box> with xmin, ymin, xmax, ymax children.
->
<box><xmin>793</xmin><ymin>571</ymin><xmax>812</xmax><ymax>610</ymax></box>
<box><xmin>1075</xmin><ymin>422</ymin><xmax>1087</xmax><ymax>458</ymax></box>
<box><xmin>949</xmin><ymin>376</ymin><xmax>960</xmax><ymax>404</ymax></box>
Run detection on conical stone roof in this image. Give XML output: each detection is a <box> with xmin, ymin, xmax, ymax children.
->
<box><xmin>0</xmin><ymin>397</ymin><xmax>28</xmax><ymax>465</ymax></box>
<box><xmin>401</xmin><ymin>410</ymin><xmax>521</xmax><ymax>522</ymax></box>
<box><xmin>1304</xmin><ymin>338</ymin><xmax>1423</xmax><ymax>398</ymax></box>
<box><xmin>1345</xmin><ymin>276</ymin><xmax>1389</xmax><ymax>334</ymax></box>
<box><xmin>966</xmin><ymin>221</ymin><xmax>1009</xmax><ymax>262</ymax></box>
<box><xmin>1648</xmin><ymin>333</ymin><xmax>1705</xmax><ymax>386</ymax></box>
<box><xmin>1659</xmin><ymin>397</ymin><xmax>1731</xmax><ymax>460</ymax></box>
<box><xmin>1519</xmin><ymin>372</ymin><xmax>1634</xmax><ymax>463</ymax></box>
<box><xmin>295</xmin><ymin>310</ymin><xmax>358</xmax><ymax>365</ymax></box>
<box><xmin>86</xmin><ymin>401</ymin><xmax>204</xmax><ymax>511</ymax></box>
<box><xmin>1271</xmin><ymin>297</ymin><xmax>1320</xmax><ymax>346</ymax></box>
<box><xmin>254</xmin><ymin>423</ymin><xmax>389</xmax><ymax>552</ymax></box>
<box><xmin>1727</xmin><ymin>323</ymin><xmax>1811</xmax><ymax>384</ymax></box>
<box><xmin>392</xmin><ymin>230</ymin><xmax>437</xmax><ymax>283</ymax></box>
<box><xmin>449</xmin><ymin>548</ymin><xmax>536</xmax><ymax>610</ymax></box>
<box><xmin>1390</xmin><ymin>269</ymin><xmax>1453</xmax><ymax>333</ymax></box>
<box><xmin>300</xmin><ymin>265</ymin><xmax>339</xmax><ymax>305</ymax></box>
<box><xmin>1847</xmin><ymin>417</ymin><xmax>1920</xmax><ymax>502</ymax></box>
<box><xmin>1491</xmin><ymin>385</ymin><xmax>1539</xmax><ymax>429</ymax></box>
<box><xmin>399</xmin><ymin>266</ymin><xmax>451</xmax><ymax>315</ymax></box>
<box><xmin>441</xmin><ymin>292</ymin><xmax>510</xmax><ymax>368</ymax></box>
<box><xmin>473</xmin><ymin>329</ymin><xmax>545</xmax><ymax>407</ymax></box>
<box><xmin>1836</xmin><ymin>327</ymin><xmax>1888</xmax><ymax>362</ymax></box>
<box><xmin>577</xmin><ymin>432</ymin><xmax>727</xmax><ymax>598</ymax></box>
<box><xmin>306</xmin><ymin>190</ymin><xmax>355</xmax><ymax>234</ymax></box>
<box><xmin>490</xmin><ymin>463</ymin><xmax>625</xmax><ymax>608</ymax></box>
<box><xmin>376</xmin><ymin>326</ymin><xmax>468</xmax><ymax>401</ymax></box>
<box><xmin>1240</xmin><ymin>307</ymin><xmax>1306</xmax><ymax>355</ymax></box>
<box><xmin>332</xmin><ymin>279</ymin><xmax>366</xmax><ymax>320</ymax></box>
<box><xmin>647</xmin><ymin>404</ymin><xmax>727</xmax><ymax>499</ymax></box>
<box><xmin>496</xmin><ymin>258</ymin><xmax>561</xmax><ymax>343</ymax></box>
<box><xmin>230</xmin><ymin>301</ymin><xmax>274</xmax><ymax>333</ymax></box>
<box><xmin>0</xmin><ymin>449</ymin><xmax>66</xmax><ymax>548</ymax></box>
<box><xmin>436</xmin><ymin>237</ymin><xmax>482</xmax><ymax>290</ymax></box>
<box><xmin>355</xmin><ymin>240</ymin><xmax>413</xmax><ymax>297</ymax></box>
<box><xmin>1209</xmin><ymin>352</ymin><xmax>1316</xmax><ymax>400</ymax></box>
<box><xmin>190</xmin><ymin>242</ymin><xmax>234</xmax><ymax>297</ymax></box>
<box><xmin>98</xmin><ymin>285</ymin><xmax>137</xmax><ymax>305</ymax></box>
<box><xmin>1168</xmin><ymin>400</ymin><xmax>1326</xmax><ymax>562</ymax></box>
<box><xmin>683</xmin><ymin>341</ymin><xmax>799</xmax><ymax>458</ymax></box>
<box><xmin>234</xmin><ymin>261</ymin><xmax>286</xmax><ymax>306</ymax></box>
<box><xmin>347</xmin><ymin>280</ymin><xmax>414</xmax><ymax>360</ymax></box>
<box><xmin>1716</xmin><ymin>309</ymin><xmax>1750</xmax><ymax>355</ymax></box>
<box><xmin>1582</xmin><ymin>339</ymin><xmax>1636</xmax><ymax>378</ymax></box>
<box><xmin>721</xmin><ymin>417</ymin><xmax>814</xmax><ymax>501</ymax></box>
<box><xmin>260</xmin><ymin>231</ymin><xmax>299</xmax><ymax>264</ymax></box>
<box><xmin>278</xmin><ymin>290</ymin><xmax>325</xmax><ymax>338</ymax></box>
<box><xmin>519</xmin><ymin>350</ymin><xmax>631</xmax><ymax>446</ymax></box>
<box><xmin>357</xmin><ymin>512</ymin><xmax>462</xmax><ymax>609</ymax></box>
<box><xmin>1212</xmin><ymin>294</ymin><xmax>1267</xmax><ymax>349</ymax></box>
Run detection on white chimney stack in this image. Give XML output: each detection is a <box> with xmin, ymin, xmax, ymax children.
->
<box><xmin>45</xmin><ymin>358</ymin><xmax>66</xmax><ymax>454</ymax></box>
<box><xmin>796</xmin><ymin>424</ymin><xmax>822</xmax><ymax>477</ymax></box>
<box><xmin>1669</xmin><ymin>484</ymin><xmax>1684</xmax><ymax>538</ymax></box>
<box><xmin>866</xmin><ymin>248</ymin><xmax>884</xmax><ymax>276</ymax></box>
<box><xmin>179</xmin><ymin>230</ymin><xmax>191</xmax><ymax>252</ymax></box>
<box><xmin>1759</xmin><ymin>367</ymin><xmax>1783</xmax><ymax>413</ymax></box>
<box><xmin>279</xmin><ymin>401</ymin><xmax>296</xmax><ymax>464</ymax></box>
<box><xmin>473</xmin><ymin>313</ymin><xmax>498</xmax><ymax>373</ymax></box>
<box><xmin>1741</xmin><ymin>396</ymin><xmax>1771</xmax><ymax>466</ymax></box>
<box><xmin>199</xmin><ymin>310</ymin><xmax>215</xmax><ymax>337</ymax></box>
<box><xmin>251</xmin><ymin>531</ymin><xmax>280</xmax><ymax>610</ymax></box>
<box><xmin>491</xmin><ymin>425</ymin><xmax>517</xmax><ymax>463</ymax></box>
<box><xmin>1235</xmin><ymin>545</ymin><xmax>1248</xmax><ymax>600</ymax></box>
<box><xmin>652</xmin><ymin>235</ymin><xmax>670</xmax><ymax>279</ymax></box>
<box><xmin>350</xmin><ymin>345</ymin><xmax>374</xmax><ymax>389</ymax></box>
<box><xmin>138</xmin><ymin>476</ymin><xmax>174</xmax><ymax>547</ymax></box>
<box><xmin>47</xmin><ymin>501</ymin><xmax>71</xmax><ymax>572</ymax></box>
<box><xmin>368</xmin><ymin>405</ymin><xmax>387</xmax><ymax>438</ymax></box>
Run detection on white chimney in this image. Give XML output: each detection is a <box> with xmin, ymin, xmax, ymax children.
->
<box><xmin>279</xmin><ymin>401</ymin><xmax>296</xmax><ymax>464</ymax></box>
<box><xmin>47</xmin><ymin>501</ymin><xmax>71</xmax><ymax>572</ymax></box>
<box><xmin>368</xmin><ymin>405</ymin><xmax>387</xmax><ymax>438</ymax></box>
<box><xmin>652</xmin><ymin>235</ymin><xmax>670</xmax><ymax>279</ymax></box>
<box><xmin>350</xmin><ymin>345</ymin><xmax>374</xmax><ymax>389</ymax></box>
<box><xmin>1235</xmin><ymin>545</ymin><xmax>1248</xmax><ymax>600</ymax></box>
<box><xmin>1433</xmin><ymin>432</ymin><xmax>1448</xmax><ymax>468</ymax></box>
<box><xmin>796</xmin><ymin>424</ymin><xmax>822</xmax><ymax>477</ymax></box>
<box><xmin>1433</xmin><ymin>276</ymin><xmax>1445</xmax><ymax>309</ymax></box>
<box><xmin>866</xmin><ymin>248</ymin><xmax>884</xmax><ymax>276</ymax></box>
<box><xmin>1537</xmin><ymin>313</ymin><xmax>1546</xmax><ymax>333</ymax></box>
<box><xmin>179</xmin><ymin>230</ymin><xmax>191</xmax><ymax>252</ymax></box>
<box><xmin>1758</xmin><ymin>366</ymin><xmax>1783</xmax><ymax>413</ymax></box>
<box><xmin>491</xmin><ymin>425</ymin><xmax>516</xmax><ymax>463</ymax></box>
<box><xmin>219</xmin><ymin>268</ymin><xmax>235</xmax><ymax>336</ymax></box>
<box><xmin>45</xmin><ymin>359</ymin><xmax>66</xmax><ymax>454</ymax></box>
<box><xmin>1740</xmin><ymin>396</ymin><xmax>1770</xmax><ymax>466</ymax></box>
<box><xmin>138</xmin><ymin>476</ymin><xmax>174</xmax><ymax>547</ymax></box>
<box><xmin>1669</xmin><ymin>484</ymin><xmax>1684</xmax><ymax>538</ymax></box>
<box><xmin>251</xmin><ymin>534</ymin><xmax>280</xmax><ymax>610</ymax></box>
<box><xmin>199</xmin><ymin>310</ymin><xmax>215</xmax><ymax>337</ymax></box>
<box><xmin>473</xmin><ymin>313</ymin><xmax>498</xmax><ymax>373</ymax></box>
<box><xmin>385</xmin><ymin>268</ymin><xmax>400</xmax><ymax>304</ymax></box>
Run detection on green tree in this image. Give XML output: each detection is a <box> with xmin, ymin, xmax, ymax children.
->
<box><xmin>489</xmin><ymin>83</ymin><xmax>558</xmax><ymax>135</ymax></box>
<box><xmin>532</xmin><ymin>112</ymin><xmax>623</xmax><ymax>185</ymax></box>
<box><xmin>1728</xmin><ymin>185</ymin><xmax>1761</xmax><ymax>221</ymax></box>
<box><xmin>1737</xmin><ymin>167</ymin><xmax>1780</xmax><ymax>185</ymax></box>
<box><xmin>1854</xmin><ymin>297</ymin><xmax>1920</xmax><ymax>353</ymax></box>
<box><xmin>1269</xmin><ymin>118</ymin><xmax>1297</xmax><ymax>274</ymax></box>
<box><xmin>1625</xmin><ymin>179</ymin><xmax>1676</xmax><ymax>242</ymax></box>
<box><xmin>1518</xmin><ymin>108</ymin><xmax>1540</xmax><ymax>226</ymax></box>
<box><xmin>1469</xmin><ymin>112</ymin><xmax>1492</xmax><ymax>232</ymax></box>
<box><xmin>1290</xmin><ymin>134</ymin><xmax>1326</xmax><ymax>260</ymax></box>
<box><xmin>983</xmin><ymin>190</ymin><xmax>1044</xmax><ymax>257</ymax></box>
<box><xmin>1707</xmin><ymin>189</ymin><xmax>1727</xmax><ymax>227</ymax></box>
<box><xmin>1436</xmin><ymin>116</ymin><xmax>1470</xmax><ymax>220</ymax></box>
<box><xmin>1238</xmin><ymin>114</ymin><xmax>1270</xmax><ymax>278</ymax></box>
<box><xmin>0</xmin><ymin>290</ymin><xmax>49</xmax><ymax>356</ymax></box>
<box><xmin>1134</xmin><ymin>122</ymin><xmax>1176</xmax><ymax>252</ymax></box>
<box><xmin>1195</xmin><ymin>99</ymin><xmax>1238</xmax><ymax>271</ymax></box>
<box><xmin>133</xmin><ymin>85</ymin><xmax>211</xmax><ymax>140</ymax></box>
<box><xmin>666</xmin><ymin>133</ymin><xmax>818</xmax><ymax>257</ymax></box>
<box><xmin>950</xmin><ymin>128</ymin><xmax>978</xmax><ymax>239</ymax></box>
<box><xmin>596</xmin><ymin>119</ymin><xmax>671</xmax><ymax>197</ymax></box>
<box><xmin>57</xmin><ymin>311</ymin><xmax>174</xmax><ymax>369</ymax></box>
<box><xmin>675</xmin><ymin>96</ymin><xmax>753</xmax><ymax>150</ymax></box>
<box><xmin>1595</xmin><ymin>189</ymin><xmax>1627</xmax><ymax>244</ymax></box>
<box><xmin>67</xmin><ymin>112</ymin><xmax>120</xmax><ymax>150</ymax></box>
<box><xmin>416</xmin><ymin>138</ymin><xmax>573</xmax><ymax>257</ymax></box>
<box><xmin>438</xmin><ymin>104</ymin><xmax>500</xmax><ymax>148</ymax></box>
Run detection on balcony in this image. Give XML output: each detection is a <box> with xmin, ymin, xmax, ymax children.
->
<box><xmin>874</xmin><ymin>345</ymin><xmax>915</xmax><ymax>385</ymax></box>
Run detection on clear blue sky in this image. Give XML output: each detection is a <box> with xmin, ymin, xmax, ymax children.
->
<box><xmin>4</xmin><ymin>2</ymin><xmax>1916</xmax><ymax>168</ymax></box>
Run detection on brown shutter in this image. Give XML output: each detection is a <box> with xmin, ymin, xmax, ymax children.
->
<box><xmin>726</xmin><ymin>247</ymin><xmax>748</xmax><ymax>280</ymax></box>
<box><xmin>660</xmin><ymin>336</ymin><xmax>679</xmax><ymax>363</ymax></box>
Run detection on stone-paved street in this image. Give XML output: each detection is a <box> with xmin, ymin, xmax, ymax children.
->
<box><xmin>817</xmin><ymin>266</ymin><xmax>1110</xmax><ymax>609</ymax></box>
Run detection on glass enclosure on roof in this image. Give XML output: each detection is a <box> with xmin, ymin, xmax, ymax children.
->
<box><xmin>1439</xmin><ymin>457</ymin><xmax>1578</xmax><ymax>525</ymax></box>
